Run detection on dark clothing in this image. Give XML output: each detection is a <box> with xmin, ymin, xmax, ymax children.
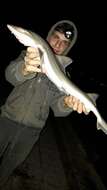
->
<box><xmin>1</xmin><ymin>51</ymin><xmax>73</xmax><ymax>128</ymax></box>
<box><xmin>0</xmin><ymin>117</ymin><xmax>41</xmax><ymax>187</ymax></box>
<box><xmin>0</xmin><ymin>51</ymin><xmax>72</xmax><ymax>186</ymax></box>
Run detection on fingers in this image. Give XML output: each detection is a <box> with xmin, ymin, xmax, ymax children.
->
<box><xmin>64</xmin><ymin>96</ymin><xmax>73</xmax><ymax>108</ymax></box>
<box><xmin>24</xmin><ymin>57</ymin><xmax>40</xmax><ymax>67</ymax></box>
<box><xmin>27</xmin><ymin>47</ymin><xmax>40</xmax><ymax>56</ymax></box>
<box><xmin>24</xmin><ymin>57</ymin><xmax>41</xmax><ymax>73</ymax></box>
<box><xmin>82</xmin><ymin>105</ymin><xmax>90</xmax><ymax>115</ymax></box>
<box><xmin>26</xmin><ymin>47</ymin><xmax>40</xmax><ymax>60</ymax></box>
<box><xmin>24</xmin><ymin>47</ymin><xmax>41</xmax><ymax>73</ymax></box>
<box><xmin>72</xmin><ymin>98</ymin><xmax>83</xmax><ymax>113</ymax></box>
<box><xmin>23</xmin><ymin>64</ymin><xmax>41</xmax><ymax>73</ymax></box>
<box><xmin>72</xmin><ymin>97</ymin><xmax>79</xmax><ymax>111</ymax></box>
<box><xmin>75</xmin><ymin>101</ymin><xmax>83</xmax><ymax>113</ymax></box>
<box><xmin>64</xmin><ymin>96</ymin><xmax>90</xmax><ymax>115</ymax></box>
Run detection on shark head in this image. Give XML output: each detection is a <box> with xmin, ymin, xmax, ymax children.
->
<box><xmin>7</xmin><ymin>24</ymin><xmax>38</xmax><ymax>48</ymax></box>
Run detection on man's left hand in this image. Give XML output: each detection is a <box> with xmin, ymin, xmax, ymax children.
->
<box><xmin>64</xmin><ymin>96</ymin><xmax>90</xmax><ymax>115</ymax></box>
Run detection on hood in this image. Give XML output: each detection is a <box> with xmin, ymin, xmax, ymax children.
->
<box><xmin>47</xmin><ymin>20</ymin><xmax>78</xmax><ymax>55</ymax></box>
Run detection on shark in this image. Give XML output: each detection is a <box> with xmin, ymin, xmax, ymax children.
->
<box><xmin>7</xmin><ymin>24</ymin><xmax>107</xmax><ymax>134</ymax></box>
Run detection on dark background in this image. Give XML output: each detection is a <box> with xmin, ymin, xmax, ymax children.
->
<box><xmin>0</xmin><ymin>2</ymin><xmax>107</xmax><ymax>188</ymax></box>
<box><xmin>0</xmin><ymin>2</ymin><xmax>107</xmax><ymax>96</ymax></box>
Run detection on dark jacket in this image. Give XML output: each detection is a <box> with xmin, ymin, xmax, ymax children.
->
<box><xmin>1</xmin><ymin>51</ymin><xmax>73</xmax><ymax>128</ymax></box>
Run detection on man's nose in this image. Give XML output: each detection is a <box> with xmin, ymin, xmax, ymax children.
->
<box><xmin>55</xmin><ymin>40</ymin><xmax>61</xmax><ymax>48</ymax></box>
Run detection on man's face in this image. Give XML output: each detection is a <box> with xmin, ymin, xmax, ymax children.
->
<box><xmin>47</xmin><ymin>31</ymin><xmax>70</xmax><ymax>55</ymax></box>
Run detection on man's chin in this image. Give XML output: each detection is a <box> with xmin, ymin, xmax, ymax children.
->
<box><xmin>53</xmin><ymin>49</ymin><xmax>61</xmax><ymax>55</ymax></box>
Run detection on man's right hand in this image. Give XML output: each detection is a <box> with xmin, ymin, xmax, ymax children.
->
<box><xmin>23</xmin><ymin>47</ymin><xmax>42</xmax><ymax>75</ymax></box>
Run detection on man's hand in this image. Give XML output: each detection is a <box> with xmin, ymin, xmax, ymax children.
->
<box><xmin>64</xmin><ymin>96</ymin><xmax>90</xmax><ymax>115</ymax></box>
<box><xmin>23</xmin><ymin>47</ymin><xmax>42</xmax><ymax>75</ymax></box>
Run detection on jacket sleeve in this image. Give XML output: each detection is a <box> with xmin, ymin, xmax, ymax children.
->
<box><xmin>50</xmin><ymin>91</ymin><xmax>99</xmax><ymax>117</ymax></box>
<box><xmin>50</xmin><ymin>90</ymin><xmax>73</xmax><ymax>117</ymax></box>
<box><xmin>5</xmin><ymin>50</ymin><xmax>36</xmax><ymax>86</ymax></box>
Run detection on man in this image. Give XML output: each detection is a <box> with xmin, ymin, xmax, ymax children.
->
<box><xmin>0</xmin><ymin>20</ymin><xmax>89</xmax><ymax>186</ymax></box>
<box><xmin>23</xmin><ymin>21</ymin><xmax>88</xmax><ymax>113</ymax></box>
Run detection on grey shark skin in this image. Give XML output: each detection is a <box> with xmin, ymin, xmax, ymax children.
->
<box><xmin>7</xmin><ymin>24</ymin><xmax>107</xmax><ymax>134</ymax></box>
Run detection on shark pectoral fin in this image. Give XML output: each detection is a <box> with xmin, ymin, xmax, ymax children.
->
<box><xmin>97</xmin><ymin>119</ymin><xmax>107</xmax><ymax>134</ymax></box>
<box><xmin>87</xmin><ymin>93</ymin><xmax>99</xmax><ymax>105</ymax></box>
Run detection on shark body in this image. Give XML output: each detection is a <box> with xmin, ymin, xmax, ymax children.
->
<box><xmin>7</xmin><ymin>24</ymin><xmax>107</xmax><ymax>134</ymax></box>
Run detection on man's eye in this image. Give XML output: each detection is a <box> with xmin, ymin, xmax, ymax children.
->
<box><xmin>64</xmin><ymin>41</ymin><xmax>70</xmax><ymax>46</ymax></box>
<box><xmin>53</xmin><ymin>34</ymin><xmax>59</xmax><ymax>39</ymax></box>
